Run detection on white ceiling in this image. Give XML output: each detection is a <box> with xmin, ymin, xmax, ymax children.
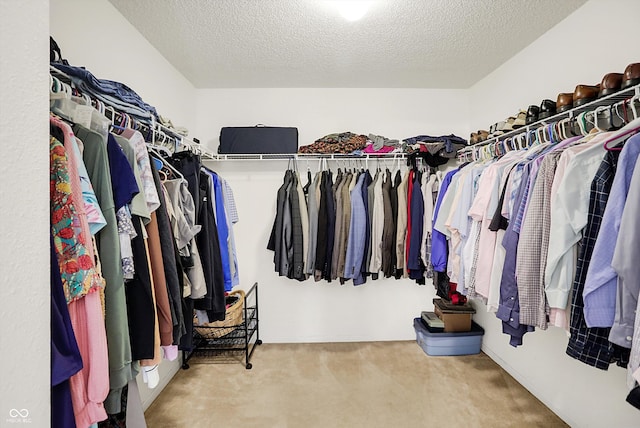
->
<box><xmin>108</xmin><ymin>0</ymin><xmax>587</xmax><ymax>89</ymax></box>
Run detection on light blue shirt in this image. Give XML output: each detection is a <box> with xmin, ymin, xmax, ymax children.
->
<box><xmin>583</xmin><ymin>134</ymin><xmax>640</xmax><ymax>328</ymax></box>
<box><xmin>344</xmin><ymin>173</ymin><xmax>367</xmax><ymax>284</ymax></box>
<box><xmin>206</xmin><ymin>169</ymin><xmax>232</xmax><ymax>292</ymax></box>
<box><xmin>431</xmin><ymin>168</ymin><xmax>459</xmax><ymax>272</ymax></box>
<box><xmin>220</xmin><ymin>177</ymin><xmax>240</xmax><ymax>287</ymax></box>
<box><xmin>610</xmin><ymin>155</ymin><xmax>640</xmax><ymax>348</ymax></box>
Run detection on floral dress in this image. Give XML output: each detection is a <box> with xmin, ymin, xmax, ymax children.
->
<box><xmin>50</xmin><ymin>137</ymin><xmax>103</xmax><ymax>302</ymax></box>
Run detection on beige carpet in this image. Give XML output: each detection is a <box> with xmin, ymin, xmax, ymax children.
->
<box><xmin>145</xmin><ymin>342</ymin><xmax>567</xmax><ymax>428</ymax></box>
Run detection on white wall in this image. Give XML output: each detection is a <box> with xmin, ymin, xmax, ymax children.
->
<box><xmin>50</xmin><ymin>0</ymin><xmax>197</xmax><ymax>133</ymax></box>
<box><xmin>195</xmin><ymin>88</ymin><xmax>469</xmax><ymax>151</ymax></box>
<box><xmin>468</xmin><ymin>1</ymin><xmax>640</xmax><ymax>427</ymax></box>
<box><xmin>0</xmin><ymin>0</ymin><xmax>50</xmax><ymax>425</ymax></box>
<box><xmin>49</xmin><ymin>0</ymin><xmax>200</xmax><ymax>410</ymax></box>
<box><xmin>469</xmin><ymin>0</ymin><xmax>640</xmax><ymax>131</ymax></box>
<box><xmin>196</xmin><ymin>88</ymin><xmax>469</xmax><ymax>343</ymax></box>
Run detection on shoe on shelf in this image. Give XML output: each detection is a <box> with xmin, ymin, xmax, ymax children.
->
<box><xmin>539</xmin><ymin>99</ymin><xmax>557</xmax><ymax>120</ymax></box>
<box><xmin>503</xmin><ymin>116</ymin><xmax>516</xmax><ymax>132</ymax></box>
<box><xmin>490</xmin><ymin>120</ymin><xmax>506</xmax><ymax>137</ymax></box>
<box><xmin>513</xmin><ymin>110</ymin><xmax>527</xmax><ymax>129</ymax></box>
<box><xmin>599</xmin><ymin>72</ymin><xmax>623</xmax><ymax>97</ymax></box>
<box><xmin>488</xmin><ymin>123</ymin><xmax>496</xmax><ymax>137</ymax></box>
<box><xmin>490</xmin><ymin>120</ymin><xmax>506</xmax><ymax>138</ymax></box>
<box><xmin>477</xmin><ymin>130</ymin><xmax>489</xmax><ymax>142</ymax></box>
<box><xmin>573</xmin><ymin>84</ymin><xmax>600</xmax><ymax>107</ymax></box>
<box><xmin>556</xmin><ymin>92</ymin><xmax>574</xmax><ymax>113</ymax></box>
<box><xmin>621</xmin><ymin>63</ymin><xmax>640</xmax><ymax>89</ymax></box>
<box><xmin>526</xmin><ymin>105</ymin><xmax>540</xmax><ymax>125</ymax></box>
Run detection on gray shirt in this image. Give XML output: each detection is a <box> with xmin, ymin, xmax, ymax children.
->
<box><xmin>305</xmin><ymin>172</ymin><xmax>321</xmax><ymax>275</ymax></box>
<box><xmin>611</xmin><ymin>155</ymin><xmax>640</xmax><ymax>350</ymax></box>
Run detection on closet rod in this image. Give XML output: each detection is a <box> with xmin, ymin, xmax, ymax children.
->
<box><xmin>460</xmin><ymin>82</ymin><xmax>640</xmax><ymax>155</ymax></box>
<box><xmin>203</xmin><ymin>153</ymin><xmax>409</xmax><ymax>161</ymax></box>
<box><xmin>49</xmin><ymin>66</ymin><xmax>216</xmax><ymax>160</ymax></box>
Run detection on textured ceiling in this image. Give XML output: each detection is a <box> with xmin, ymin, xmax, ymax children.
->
<box><xmin>108</xmin><ymin>0</ymin><xmax>587</xmax><ymax>89</ymax></box>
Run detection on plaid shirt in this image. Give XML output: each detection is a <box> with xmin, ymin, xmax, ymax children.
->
<box><xmin>517</xmin><ymin>152</ymin><xmax>562</xmax><ymax>328</ymax></box>
<box><xmin>566</xmin><ymin>150</ymin><xmax>630</xmax><ymax>369</ymax></box>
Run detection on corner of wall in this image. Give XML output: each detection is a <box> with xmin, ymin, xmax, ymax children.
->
<box><xmin>1</xmin><ymin>0</ymin><xmax>51</xmax><ymax>425</ymax></box>
<box><xmin>468</xmin><ymin>0</ymin><xmax>640</xmax><ymax>132</ymax></box>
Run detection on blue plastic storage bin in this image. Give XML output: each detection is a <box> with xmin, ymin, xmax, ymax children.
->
<box><xmin>413</xmin><ymin>318</ymin><xmax>484</xmax><ymax>356</ymax></box>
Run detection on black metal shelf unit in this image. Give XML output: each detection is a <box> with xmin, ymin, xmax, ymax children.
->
<box><xmin>182</xmin><ymin>282</ymin><xmax>262</xmax><ymax>370</ymax></box>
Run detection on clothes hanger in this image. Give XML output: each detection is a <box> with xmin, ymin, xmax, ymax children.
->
<box><xmin>555</xmin><ymin>121</ymin><xmax>565</xmax><ymax>141</ymax></box>
<box><xmin>585</xmin><ymin>110</ymin><xmax>601</xmax><ymax>133</ymax></box>
<box><xmin>631</xmin><ymin>94</ymin><xmax>640</xmax><ymax>120</ymax></box>
<box><xmin>482</xmin><ymin>144</ymin><xmax>490</xmax><ymax>160</ymax></box>
<box><xmin>81</xmin><ymin>92</ymin><xmax>92</xmax><ymax>106</ymax></box>
<box><xmin>493</xmin><ymin>140</ymin><xmax>501</xmax><ymax>157</ymax></box>
<box><xmin>593</xmin><ymin>105</ymin><xmax>611</xmax><ymax>131</ymax></box>
<box><xmin>150</xmin><ymin>146</ymin><xmax>185</xmax><ymax>179</ymax></box>
<box><xmin>49</xmin><ymin>76</ymin><xmax>70</xmax><ymax>99</ymax></box>
<box><xmin>104</xmin><ymin>106</ymin><xmax>126</xmax><ymax>133</ymax></box>
<box><xmin>566</xmin><ymin>116</ymin><xmax>578</xmax><ymax>137</ymax></box>
<box><xmin>49</xmin><ymin>74</ymin><xmax>58</xmax><ymax>95</ymax></box>
<box><xmin>512</xmin><ymin>135</ymin><xmax>519</xmax><ymax>150</ymax></box>
<box><xmin>612</xmin><ymin>99</ymin><xmax>628</xmax><ymax>127</ymax></box>
<box><xmin>302</xmin><ymin>161</ymin><xmax>312</xmax><ymax>194</ymax></box>
<box><xmin>116</xmin><ymin>111</ymin><xmax>126</xmax><ymax>129</ymax></box>
<box><xmin>576</xmin><ymin>111</ymin><xmax>590</xmax><ymax>136</ymax></box>
<box><xmin>533</xmin><ymin>126</ymin><xmax>544</xmax><ymax>145</ymax></box>
<box><xmin>147</xmin><ymin>141</ymin><xmax>172</xmax><ymax>157</ymax></box>
<box><xmin>507</xmin><ymin>137</ymin><xmax>515</xmax><ymax>152</ymax></box>
<box><xmin>603</xmin><ymin>117</ymin><xmax>640</xmax><ymax>151</ymax></box>
<box><xmin>105</xmin><ymin>105</ymin><xmax>116</xmax><ymax>124</ymax></box>
<box><xmin>545</xmin><ymin>123</ymin><xmax>556</xmax><ymax>144</ymax></box>
<box><xmin>513</xmin><ymin>133</ymin><xmax>524</xmax><ymax>150</ymax></box>
<box><xmin>559</xmin><ymin>117</ymin><xmax>573</xmax><ymax>140</ymax></box>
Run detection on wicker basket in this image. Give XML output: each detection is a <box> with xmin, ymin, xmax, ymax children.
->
<box><xmin>194</xmin><ymin>289</ymin><xmax>245</xmax><ymax>339</ymax></box>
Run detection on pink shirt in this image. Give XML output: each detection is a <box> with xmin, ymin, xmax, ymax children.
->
<box><xmin>50</xmin><ymin>116</ymin><xmax>109</xmax><ymax>426</ymax></box>
<box><xmin>468</xmin><ymin>152</ymin><xmax>521</xmax><ymax>298</ymax></box>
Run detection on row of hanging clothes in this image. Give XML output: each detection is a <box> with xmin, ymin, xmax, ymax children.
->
<box><xmin>267</xmin><ymin>154</ymin><xmax>453</xmax><ymax>287</ymax></box>
<box><xmin>49</xmin><ymin>65</ymin><xmax>239</xmax><ymax>428</ymax></box>
<box><xmin>438</xmin><ymin>88</ymin><xmax>640</xmax><ymax>409</ymax></box>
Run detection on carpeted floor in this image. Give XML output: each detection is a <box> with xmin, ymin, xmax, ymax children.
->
<box><xmin>145</xmin><ymin>341</ymin><xmax>567</xmax><ymax>428</ymax></box>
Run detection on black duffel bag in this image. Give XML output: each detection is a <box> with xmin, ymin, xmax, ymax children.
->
<box><xmin>219</xmin><ymin>125</ymin><xmax>298</xmax><ymax>154</ymax></box>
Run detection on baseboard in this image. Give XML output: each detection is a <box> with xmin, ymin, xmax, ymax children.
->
<box><xmin>480</xmin><ymin>344</ymin><xmax>575</xmax><ymax>427</ymax></box>
<box><xmin>137</xmin><ymin>358</ymin><xmax>182</xmax><ymax>411</ymax></box>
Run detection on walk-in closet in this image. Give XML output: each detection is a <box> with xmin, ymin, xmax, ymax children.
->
<box><xmin>2</xmin><ymin>0</ymin><xmax>640</xmax><ymax>427</ymax></box>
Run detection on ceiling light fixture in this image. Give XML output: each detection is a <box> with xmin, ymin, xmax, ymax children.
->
<box><xmin>333</xmin><ymin>1</ymin><xmax>373</xmax><ymax>22</ymax></box>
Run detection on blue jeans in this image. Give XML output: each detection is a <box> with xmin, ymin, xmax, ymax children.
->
<box><xmin>52</xmin><ymin>63</ymin><xmax>159</xmax><ymax>119</ymax></box>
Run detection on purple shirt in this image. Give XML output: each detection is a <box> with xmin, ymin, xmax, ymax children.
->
<box><xmin>431</xmin><ymin>168</ymin><xmax>459</xmax><ymax>272</ymax></box>
<box><xmin>496</xmin><ymin>163</ymin><xmax>534</xmax><ymax>346</ymax></box>
<box><xmin>583</xmin><ymin>134</ymin><xmax>640</xmax><ymax>329</ymax></box>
